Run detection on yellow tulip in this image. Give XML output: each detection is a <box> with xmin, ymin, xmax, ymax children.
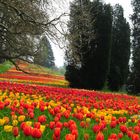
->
<box><xmin>40</xmin><ymin>125</ymin><xmax>46</xmax><ymax>133</ymax></box>
<box><xmin>26</xmin><ymin>121</ymin><xmax>32</xmax><ymax>126</ymax></box>
<box><xmin>4</xmin><ymin>125</ymin><xmax>13</xmax><ymax>132</ymax></box>
<box><xmin>86</xmin><ymin>118</ymin><xmax>91</xmax><ymax>123</ymax></box>
<box><xmin>0</xmin><ymin>119</ymin><xmax>5</xmax><ymax>126</ymax></box>
<box><xmin>12</xmin><ymin>120</ymin><xmax>18</xmax><ymax>126</ymax></box>
<box><xmin>18</xmin><ymin>115</ymin><xmax>25</xmax><ymax>122</ymax></box>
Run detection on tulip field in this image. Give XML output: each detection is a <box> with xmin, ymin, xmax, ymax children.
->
<box><xmin>0</xmin><ymin>63</ymin><xmax>68</xmax><ymax>87</ymax></box>
<box><xmin>0</xmin><ymin>63</ymin><xmax>140</xmax><ymax>140</ymax></box>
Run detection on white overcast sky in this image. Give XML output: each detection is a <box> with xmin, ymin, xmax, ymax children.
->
<box><xmin>52</xmin><ymin>0</ymin><xmax>133</xmax><ymax>67</ymax></box>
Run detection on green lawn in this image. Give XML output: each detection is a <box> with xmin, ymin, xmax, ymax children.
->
<box><xmin>0</xmin><ymin>61</ymin><xmax>12</xmax><ymax>73</ymax></box>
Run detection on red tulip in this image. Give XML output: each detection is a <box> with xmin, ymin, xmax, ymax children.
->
<box><xmin>134</xmin><ymin>126</ymin><xmax>140</xmax><ymax>134</ymax></box>
<box><xmin>122</xmin><ymin>117</ymin><xmax>127</xmax><ymax>123</ymax></box>
<box><xmin>93</xmin><ymin>125</ymin><xmax>101</xmax><ymax>133</ymax></box>
<box><xmin>110</xmin><ymin>121</ymin><xmax>117</xmax><ymax>128</ymax></box>
<box><xmin>132</xmin><ymin>134</ymin><xmax>139</xmax><ymax>140</ymax></box>
<box><xmin>96</xmin><ymin>132</ymin><xmax>104</xmax><ymax>140</ymax></box>
<box><xmin>100</xmin><ymin>116</ymin><xmax>104</xmax><ymax>120</ymax></box>
<box><xmin>131</xmin><ymin>118</ymin><xmax>135</xmax><ymax>123</ymax></box>
<box><xmin>50</xmin><ymin>121</ymin><xmax>55</xmax><ymax>129</ymax></box>
<box><xmin>38</xmin><ymin>115</ymin><xmax>46</xmax><ymax>124</ymax></box>
<box><xmin>120</xmin><ymin>125</ymin><xmax>127</xmax><ymax>133</ymax></box>
<box><xmin>54</xmin><ymin>117</ymin><xmax>60</xmax><ymax>122</ymax></box>
<box><xmin>54</xmin><ymin>127</ymin><xmax>61</xmax><ymax>137</ymax></box>
<box><xmin>100</xmin><ymin>121</ymin><xmax>106</xmax><ymax>130</ymax></box>
<box><xmin>71</xmin><ymin>129</ymin><xmax>78</xmax><ymax>139</ymax></box>
<box><xmin>111</xmin><ymin>117</ymin><xmax>116</xmax><ymax>121</ymax></box>
<box><xmin>64</xmin><ymin>111</ymin><xmax>70</xmax><ymax>119</ymax></box>
<box><xmin>29</xmin><ymin>112</ymin><xmax>34</xmax><ymax>119</ymax></box>
<box><xmin>118</xmin><ymin>117</ymin><xmax>123</xmax><ymax>123</ymax></box>
<box><xmin>128</xmin><ymin>126</ymin><xmax>133</xmax><ymax>131</ymax></box>
<box><xmin>31</xmin><ymin>128</ymin><xmax>42</xmax><ymax>139</ymax></box>
<box><xmin>13</xmin><ymin>127</ymin><xmax>19</xmax><ymax>137</ymax></box>
<box><xmin>108</xmin><ymin>133</ymin><xmax>117</xmax><ymax>140</ymax></box>
<box><xmin>118</xmin><ymin>133</ymin><xmax>123</xmax><ymax>139</ymax></box>
<box><xmin>127</xmin><ymin>131</ymin><xmax>133</xmax><ymax>138</ymax></box>
<box><xmin>20</xmin><ymin>122</ymin><xmax>26</xmax><ymax>130</ymax></box>
<box><xmin>64</xmin><ymin>122</ymin><xmax>69</xmax><ymax>128</ymax></box>
<box><xmin>40</xmin><ymin>106</ymin><xmax>45</xmax><ymax>112</ymax></box>
<box><xmin>80</xmin><ymin>121</ymin><xmax>85</xmax><ymax>128</ymax></box>
<box><xmin>34</xmin><ymin>122</ymin><xmax>41</xmax><ymax>129</ymax></box>
<box><xmin>54</xmin><ymin>107</ymin><xmax>60</xmax><ymax>114</ymax></box>
<box><xmin>0</xmin><ymin>103</ymin><xmax>4</xmax><ymax>110</ymax></box>
<box><xmin>23</xmin><ymin>126</ymin><xmax>32</xmax><ymax>136</ymax></box>
<box><xmin>53</xmin><ymin>134</ymin><xmax>60</xmax><ymax>140</ymax></box>
<box><xmin>65</xmin><ymin>134</ymin><xmax>75</xmax><ymax>140</ymax></box>
<box><xmin>70</xmin><ymin>124</ymin><xmax>77</xmax><ymax>132</ymax></box>
<box><xmin>55</xmin><ymin>121</ymin><xmax>63</xmax><ymax>129</ymax></box>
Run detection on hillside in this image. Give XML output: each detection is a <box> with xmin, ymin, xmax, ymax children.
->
<box><xmin>0</xmin><ymin>62</ymin><xmax>68</xmax><ymax>87</ymax></box>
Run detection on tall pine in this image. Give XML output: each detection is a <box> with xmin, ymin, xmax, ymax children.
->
<box><xmin>65</xmin><ymin>0</ymin><xmax>112</xmax><ymax>90</ymax></box>
<box><xmin>65</xmin><ymin>0</ymin><xmax>91</xmax><ymax>88</ymax></box>
<box><xmin>128</xmin><ymin>0</ymin><xmax>140</xmax><ymax>94</ymax></box>
<box><xmin>108</xmin><ymin>4</ymin><xmax>131</xmax><ymax>91</ymax></box>
<box><xmin>34</xmin><ymin>36</ymin><xmax>55</xmax><ymax>68</ymax></box>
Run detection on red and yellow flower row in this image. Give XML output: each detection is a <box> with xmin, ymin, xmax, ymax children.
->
<box><xmin>0</xmin><ymin>70</ymin><xmax>68</xmax><ymax>87</ymax></box>
<box><xmin>0</xmin><ymin>82</ymin><xmax>139</xmax><ymax>139</ymax></box>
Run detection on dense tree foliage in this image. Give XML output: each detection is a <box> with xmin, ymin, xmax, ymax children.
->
<box><xmin>0</xmin><ymin>1</ymin><xmax>45</xmax><ymax>63</ymax></box>
<box><xmin>65</xmin><ymin>0</ymin><xmax>91</xmax><ymax>88</ymax></box>
<box><xmin>65</xmin><ymin>0</ymin><xmax>112</xmax><ymax>90</ymax></box>
<box><xmin>0</xmin><ymin>0</ymin><xmax>64</xmax><ymax>70</ymax></box>
<box><xmin>34</xmin><ymin>36</ymin><xmax>55</xmax><ymax>68</ymax></box>
<box><xmin>127</xmin><ymin>0</ymin><xmax>140</xmax><ymax>94</ymax></box>
<box><xmin>108</xmin><ymin>4</ymin><xmax>131</xmax><ymax>91</ymax></box>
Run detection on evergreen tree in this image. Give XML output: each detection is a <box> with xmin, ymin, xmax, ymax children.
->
<box><xmin>34</xmin><ymin>36</ymin><xmax>55</xmax><ymax>68</ymax></box>
<box><xmin>65</xmin><ymin>0</ymin><xmax>112</xmax><ymax>90</ymax></box>
<box><xmin>128</xmin><ymin>0</ymin><xmax>140</xmax><ymax>94</ymax></box>
<box><xmin>81</xmin><ymin>1</ymin><xmax>112</xmax><ymax>89</ymax></box>
<box><xmin>65</xmin><ymin>0</ymin><xmax>91</xmax><ymax>88</ymax></box>
<box><xmin>108</xmin><ymin>4</ymin><xmax>131</xmax><ymax>91</ymax></box>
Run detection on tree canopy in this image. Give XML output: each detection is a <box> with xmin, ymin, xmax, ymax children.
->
<box><xmin>0</xmin><ymin>0</ymin><xmax>65</xmax><ymax>70</ymax></box>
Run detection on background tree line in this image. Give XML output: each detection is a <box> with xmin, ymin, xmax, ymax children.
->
<box><xmin>65</xmin><ymin>0</ymin><xmax>131</xmax><ymax>92</ymax></box>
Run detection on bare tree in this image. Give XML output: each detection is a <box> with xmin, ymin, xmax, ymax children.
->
<box><xmin>0</xmin><ymin>0</ymin><xmax>67</xmax><ymax>71</ymax></box>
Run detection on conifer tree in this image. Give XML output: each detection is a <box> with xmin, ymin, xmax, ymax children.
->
<box><xmin>108</xmin><ymin>4</ymin><xmax>131</xmax><ymax>91</ymax></box>
<box><xmin>65</xmin><ymin>0</ymin><xmax>112</xmax><ymax>90</ymax></box>
<box><xmin>128</xmin><ymin>0</ymin><xmax>140</xmax><ymax>94</ymax></box>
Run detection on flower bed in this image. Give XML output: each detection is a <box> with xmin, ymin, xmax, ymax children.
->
<box><xmin>0</xmin><ymin>81</ymin><xmax>139</xmax><ymax>139</ymax></box>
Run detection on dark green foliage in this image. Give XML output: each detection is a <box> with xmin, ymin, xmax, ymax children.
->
<box><xmin>65</xmin><ymin>0</ymin><xmax>112</xmax><ymax>90</ymax></box>
<box><xmin>108</xmin><ymin>4</ymin><xmax>131</xmax><ymax>91</ymax></box>
<box><xmin>65</xmin><ymin>65</ymin><xmax>82</xmax><ymax>88</ymax></box>
<box><xmin>34</xmin><ymin>36</ymin><xmax>55</xmax><ymax>68</ymax></box>
<box><xmin>127</xmin><ymin>0</ymin><xmax>140</xmax><ymax>94</ymax></box>
<box><xmin>81</xmin><ymin>1</ymin><xmax>112</xmax><ymax>90</ymax></box>
<box><xmin>65</xmin><ymin>0</ymin><xmax>91</xmax><ymax>89</ymax></box>
<box><xmin>0</xmin><ymin>0</ymin><xmax>47</xmax><ymax>63</ymax></box>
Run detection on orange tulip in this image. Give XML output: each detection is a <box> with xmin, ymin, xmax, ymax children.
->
<box><xmin>96</xmin><ymin>132</ymin><xmax>104</xmax><ymax>140</ymax></box>
<box><xmin>65</xmin><ymin>134</ymin><xmax>75</xmax><ymax>140</ymax></box>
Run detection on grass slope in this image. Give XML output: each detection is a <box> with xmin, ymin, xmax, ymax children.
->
<box><xmin>0</xmin><ymin>61</ymin><xmax>12</xmax><ymax>73</ymax></box>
